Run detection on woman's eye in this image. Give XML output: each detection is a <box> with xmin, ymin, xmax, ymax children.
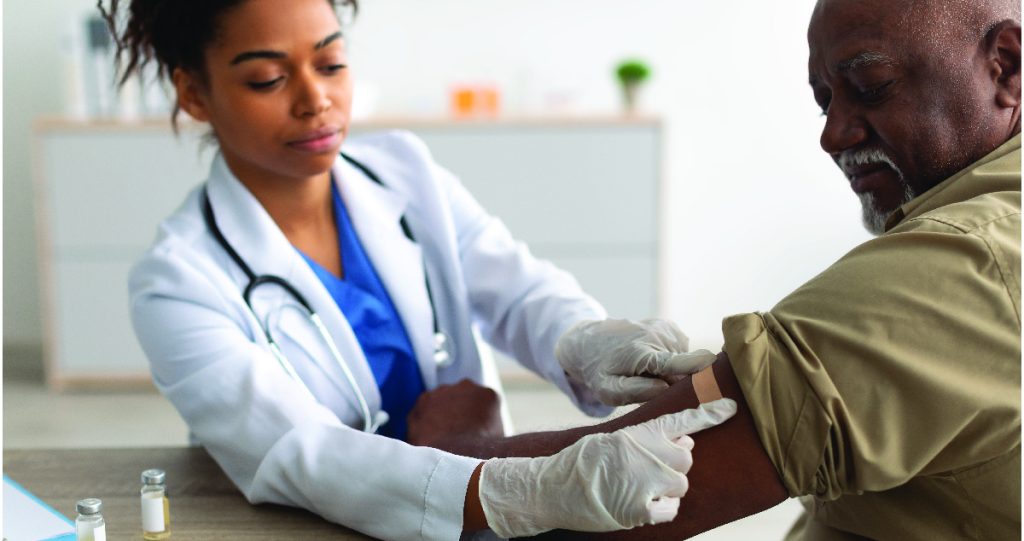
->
<box><xmin>247</xmin><ymin>77</ymin><xmax>284</xmax><ymax>90</ymax></box>
<box><xmin>320</xmin><ymin>63</ymin><xmax>347</xmax><ymax>74</ymax></box>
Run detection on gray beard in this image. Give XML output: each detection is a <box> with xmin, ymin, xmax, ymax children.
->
<box><xmin>858</xmin><ymin>180</ymin><xmax>915</xmax><ymax>235</ymax></box>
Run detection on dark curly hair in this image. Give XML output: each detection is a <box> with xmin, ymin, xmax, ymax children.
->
<box><xmin>97</xmin><ymin>0</ymin><xmax>358</xmax><ymax>129</ymax></box>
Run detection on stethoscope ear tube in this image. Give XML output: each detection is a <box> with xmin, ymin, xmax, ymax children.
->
<box><xmin>308</xmin><ymin>313</ymin><xmax>376</xmax><ymax>432</ymax></box>
<box><xmin>244</xmin><ymin>275</ymin><xmax>315</xmax><ymax>314</ymax></box>
<box><xmin>204</xmin><ymin>188</ymin><xmax>380</xmax><ymax>430</ymax></box>
<box><xmin>342</xmin><ymin>153</ymin><xmax>450</xmax><ymax>364</ymax></box>
<box><xmin>266</xmin><ymin>339</ymin><xmax>317</xmax><ymax>402</ymax></box>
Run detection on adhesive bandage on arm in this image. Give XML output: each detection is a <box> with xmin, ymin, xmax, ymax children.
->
<box><xmin>691</xmin><ymin>365</ymin><xmax>723</xmax><ymax>404</ymax></box>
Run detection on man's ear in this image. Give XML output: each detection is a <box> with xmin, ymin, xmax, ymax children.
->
<box><xmin>172</xmin><ymin>68</ymin><xmax>211</xmax><ymax>122</ymax></box>
<box><xmin>985</xmin><ymin>20</ymin><xmax>1021</xmax><ymax>109</ymax></box>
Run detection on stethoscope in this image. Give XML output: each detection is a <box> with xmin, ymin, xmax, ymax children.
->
<box><xmin>201</xmin><ymin>153</ymin><xmax>454</xmax><ymax>434</ymax></box>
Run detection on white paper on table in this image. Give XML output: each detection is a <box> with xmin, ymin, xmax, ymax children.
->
<box><xmin>3</xmin><ymin>475</ymin><xmax>76</xmax><ymax>541</ymax></box>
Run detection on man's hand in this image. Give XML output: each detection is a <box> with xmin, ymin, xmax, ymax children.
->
<box><xmin>556</xmin><ymin>318</ymin><xmax>717</xmax><ymax>406</ymax></box>
<box><xmin>407</xmin><ymin>379</ymin><xmax>505</xmax><ymax>450</ymax></box>
<box><xmin>477</xmin><ymin>399</ymin><xmax>737</xmax><ymax>538</ymax></box>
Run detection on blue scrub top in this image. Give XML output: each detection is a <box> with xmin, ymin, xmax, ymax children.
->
<box><xmin>298</xmin><ymin>182</ymin><xmax>426</xmax><ymax>441</ymax></box>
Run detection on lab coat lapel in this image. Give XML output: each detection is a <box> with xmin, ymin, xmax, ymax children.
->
<box><xmin>204</xmin><ymin>153</ymin><xmax>382</xmax><ymax>413</ymax></box>
<box><xmin>335</xmin><ymin>158</ymin><xmax>438</xmax><ymax>389</ymax></box>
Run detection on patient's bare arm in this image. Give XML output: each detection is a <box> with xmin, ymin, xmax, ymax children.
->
<box><xmin>529</xmin><ymin>354</ymin><xmax>788</xmax><ymax>540</ymax></box>
<box><xmin>407</xmin><ymin>379</ymin><xmax>506</xmax><ymax>450</ymax></box>
<box><xmin>409</xmin><ymin>353</ymin><xmax>789</xmax><ymax>539</ymax></box>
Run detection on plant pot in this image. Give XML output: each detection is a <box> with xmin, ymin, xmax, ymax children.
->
<box><xmin>621</xmin><ymin>82</ymin><xmax>641</xmax><ymax>114</ymax></box>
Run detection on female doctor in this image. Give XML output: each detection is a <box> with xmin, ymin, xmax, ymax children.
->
<box><xmin>104</xmin><ymin>0</ymin><xmax>736</xmax><ymax>539</ymax></box>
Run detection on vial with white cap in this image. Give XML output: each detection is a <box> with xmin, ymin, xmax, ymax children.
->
<box><xmin>75</xmin><ymin>498</ymin><xmax>106</xmax><ymax>541</ymax></box>
<box><xmin>140</xmin><ymin>468</ymin><xmax>171</xmax><ymax>539</ymax></box>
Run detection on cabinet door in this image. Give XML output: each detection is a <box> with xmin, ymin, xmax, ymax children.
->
<box><xmin>407</xmin><ymin>124</ymin><xmax>662</xmax><ymax>318</ymax></box>
<box><xmin>412</xmin><ymin>125</ymin><xmax>660</xmax><ymax>248</ymax></box>
<box><xmin>40</xmin><ymin>131</ymin><xmax>210</xmax><ymax>250</ymax></box>
<box><xmin>52</xmin><ymin>258</ymin><xmax>141</xmax><ymax>377</ymax></box>
<box><xmin>37</xmin><ymin>127</ymin><xmax>210</xmax><ymax>384</ymax></box>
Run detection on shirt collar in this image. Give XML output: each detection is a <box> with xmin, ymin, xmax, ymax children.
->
<box><xmin>885</xmin><ymin>134</ymin><xmax>1022</xmax><ymax>230</ymax></box>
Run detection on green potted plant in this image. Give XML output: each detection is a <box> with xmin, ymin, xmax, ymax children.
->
<box><xmin>615</xmin><ymin>59</ymin><xmax>651</xmax><ymax>113</ymax></box>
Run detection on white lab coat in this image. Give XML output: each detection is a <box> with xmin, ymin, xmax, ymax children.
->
<box><xmin>129</xmin><ymin>130</ymin><xmax>609</xmax><ymax>541</ymax></box>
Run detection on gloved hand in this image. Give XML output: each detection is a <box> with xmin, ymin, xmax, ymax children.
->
<box><xmin>478</xmin><ymin>399</ymin><xmax>737</xmax><ymax>538</ymax></box>
<box><xmin>556</xmin><ymin>318</ymin><xmax>718</xmax><ymax>406</ymax></box>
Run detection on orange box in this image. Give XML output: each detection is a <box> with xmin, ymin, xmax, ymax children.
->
<box><xmin>450</xmin><ymin>84</ymin><xmax>500</xmax><ymax>118</ymax></box>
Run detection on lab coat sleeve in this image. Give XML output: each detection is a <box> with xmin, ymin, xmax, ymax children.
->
<box><xmin>129</xmin><ymin>241</ymin><xmax>481</xmax><ymax>541</ymax></box>
<box><xmin>429</xmin><ymin>154</ymin><xmax>612</xmax><ymax>417</ymax></box>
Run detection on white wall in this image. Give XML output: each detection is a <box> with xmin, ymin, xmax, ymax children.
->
<box><xmin>4</xmin><ymin>0</ymin><xmax>870</xmax><ymax>352</ymax></box>
<box><xmin>5</xmin><ymin>1</ymin><xmax>82</xmax><ymax>344</ymax></box>
<box><xmin>345</xmin><ymin>0</ymin><xmax>872</xmax><ymax>351</ymax></box>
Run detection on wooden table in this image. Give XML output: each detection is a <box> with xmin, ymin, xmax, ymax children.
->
<box><xmin>4</xmin><ymin>447</ymin><xmax>376</xmax><ymax>540</ymax></box>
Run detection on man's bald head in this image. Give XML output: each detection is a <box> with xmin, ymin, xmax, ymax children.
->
<box><xmin>811</xmin><ymin>0</ymin><xmax>1020</xmax><ymax>44</ymax></box>
<box><xmin>808</xmin><ymin>0</ymin><xmax>1021</xmax><ymax>234</ymax></box>
<box><xmin>891</xmin><ymin>0</ymin><xmax>1020</xmax><ymax>63</ymax></box>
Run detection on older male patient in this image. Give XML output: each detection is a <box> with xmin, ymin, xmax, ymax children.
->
<box><xmin>408</xmin><ymin>0</ymin><xmax>1022</xmax><ymax>539</ymax></box>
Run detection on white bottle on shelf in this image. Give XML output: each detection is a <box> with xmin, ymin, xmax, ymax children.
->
<box><xmin>86</xmin><ymin>16</ymin><xmax>115</xmax><ymax>117</ymax></box>
<box><xmin>59</xmin><ymin>16</ymin><xmax>88</xmax><ymax>119</ymax></box>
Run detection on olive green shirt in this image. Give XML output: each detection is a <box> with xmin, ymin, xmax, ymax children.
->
<box><xmin>725</xmin><ymin>135</ymin><xmax>1021</xmax><ymax>541</ymax></box>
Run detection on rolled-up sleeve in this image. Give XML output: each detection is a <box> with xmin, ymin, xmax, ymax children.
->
<box><xmin>723</xmin><ymin>221</ymin><xmax>1020</xmax><ymax>501</ymax></box>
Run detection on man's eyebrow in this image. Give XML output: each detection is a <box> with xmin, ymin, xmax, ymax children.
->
<box><xmin>837</xmin><ymin>51</ymin><xmax>894</xmax><ymax>72</ymax></box>
<box><xmin>229</xmin><ymin>32</ymin><xmax>342</xmax><ymax>65</ymax></box>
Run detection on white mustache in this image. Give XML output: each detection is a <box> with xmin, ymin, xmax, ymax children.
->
<box><xmin>836</xmin><ymin>148</ymin><xmax>904</xmax><ymax>180</ymax></box>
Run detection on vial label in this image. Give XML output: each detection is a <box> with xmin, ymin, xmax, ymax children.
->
<box><xmin>77</xmin><ymin>523</ymin><xmax>106</xmax><ymax>541</ymax></box>
<box><xmin>141</xmin><ymin>492</ymin><xmax>166</xmax><ymax>531</ymax></box>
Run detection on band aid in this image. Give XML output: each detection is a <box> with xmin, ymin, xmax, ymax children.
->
<box><xmin>691</xmin><ymin>365</ymin><xmax>723</xmax><ymax>404</ymax></box>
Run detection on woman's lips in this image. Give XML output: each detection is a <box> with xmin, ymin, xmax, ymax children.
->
<box><xmin>287</xmin><ymin>129</ymin><xmax>341</xmax><ymax>153</ymax></box>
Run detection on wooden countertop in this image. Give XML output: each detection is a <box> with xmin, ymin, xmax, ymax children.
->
<box><xmin>3</xmin><ymin>447</ymin><xmax>376</xmax><ymax>540</ymax></box>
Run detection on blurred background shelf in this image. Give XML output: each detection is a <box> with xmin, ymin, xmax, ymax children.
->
<box><xmin>34</xmin><ymin>114</ymin><xmax>662</xmax><ymax>130</ymax></box>
<box><xmin>33</xmin><ymin>116</ymin><xmax>664</xmax><ymax>389</ymax></box>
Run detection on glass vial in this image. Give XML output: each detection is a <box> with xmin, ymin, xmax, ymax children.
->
<box><xmin>140</xmin><ymin>468</ymin><xmax>171</xmax><ymax>539</ymax></box>
<box><xmin>75</xmin><ymin>498</ymin><xmax>107</xmax><ymax>541</ymax></box>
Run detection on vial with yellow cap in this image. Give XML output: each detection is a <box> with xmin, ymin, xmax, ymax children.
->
<box><xmin>140</xmin><ymin>468</ymin><xmax>171</xmax><ymax>539</ymax></box>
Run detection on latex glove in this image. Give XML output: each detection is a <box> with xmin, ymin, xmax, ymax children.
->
<box><xmin>556</xmin><ymin>318</ymin><xmax>718</xmax><ymax>406</ymax></box>
<box><xmin>479</xmin><ymin>398</ymin><xmax>737</xmax><ymax>538</ymax></box>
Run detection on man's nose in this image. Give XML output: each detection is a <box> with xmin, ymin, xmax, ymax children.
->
<box><xmin>292</xmin><ymin>72</ymin><xmax>331</xmax><ymax>118</ymax></box>
<box><xmin>819</xmin><ymin>100</ymin><xmax>868</xmax><ymax>155</ymax></box>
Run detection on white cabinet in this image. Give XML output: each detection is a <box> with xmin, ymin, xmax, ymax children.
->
<box><xmin>34</xmin><ymin>117</ymin><xmax>662</xmax><ymax>388</ymax></box>
<box><xmin>36</xmin><ymin>124</ymin><xmax>212</xmax><ymax>388</ymax></box>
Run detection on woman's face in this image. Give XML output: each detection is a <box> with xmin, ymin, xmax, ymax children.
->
<box><xmin>176</xmin><ymin>0</ymin><xmax>352</xmax><ymax>186</ymax></box>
